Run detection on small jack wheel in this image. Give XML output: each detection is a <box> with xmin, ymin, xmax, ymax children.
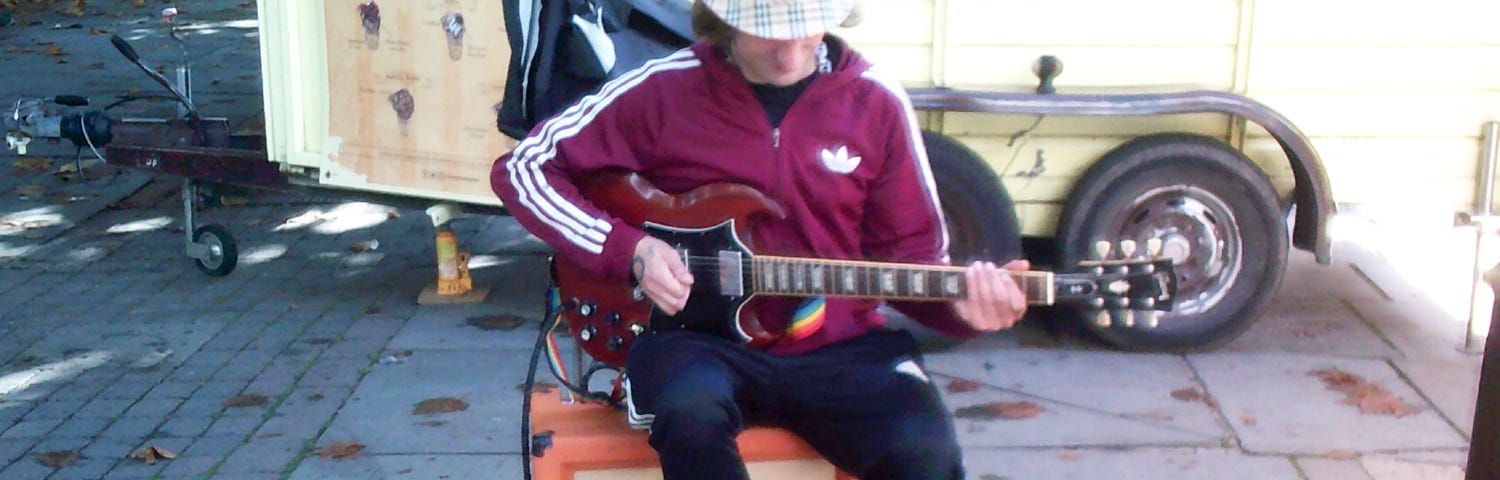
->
<box><xmin>192</xmin><ymin>224</ymin><xmax>238</xmax><ymax>276</ymax></box>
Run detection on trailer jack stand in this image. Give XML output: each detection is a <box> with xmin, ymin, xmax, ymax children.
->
<box><xmin>418</xmin><ymin>204</ymin><xmax>489</xmax><ymax>305</ymax></box>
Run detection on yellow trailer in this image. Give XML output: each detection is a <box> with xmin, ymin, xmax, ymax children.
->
<box><xmin>44</xmin><ymin>0</ymin><xmax>1492</xmax><ymax>352</ymax></box>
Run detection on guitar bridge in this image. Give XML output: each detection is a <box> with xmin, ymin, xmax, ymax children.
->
<box><xmin>718</xmin><ymin>250</ymin><xmax>744</xmax><ymax>296</ymax></box>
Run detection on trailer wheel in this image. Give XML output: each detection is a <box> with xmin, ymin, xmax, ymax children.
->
<box><xmin>923</xmin><ymin>131</ymin><xmax>1022</xmax><ymax>264</ymax></box>
<box><xmin>1057</xmin><ymin>133</ymin><xmax>1286</xmax><ymax>351</ymax></box>
<box><xmin>192</xmin><ymin>224</ymin><xmax>238</xmax><ymax>277</ymax></box>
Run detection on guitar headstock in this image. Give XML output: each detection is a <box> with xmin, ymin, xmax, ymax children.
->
<box><xmin>1054</xmin><ymin>239</ymin><xmax>1178</xmax><ymax>328</ymax></box>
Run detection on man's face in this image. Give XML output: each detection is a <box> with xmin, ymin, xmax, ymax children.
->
<box><xmin>728</xmin><ymin>31</ymin><xmax>825</xmax><ymax>87</ymax></box>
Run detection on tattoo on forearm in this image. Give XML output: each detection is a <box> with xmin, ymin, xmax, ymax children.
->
<box><xmin>631</xmin><ymin>255</ymin><xmax>646</xmax><ymax>281</ymax></box>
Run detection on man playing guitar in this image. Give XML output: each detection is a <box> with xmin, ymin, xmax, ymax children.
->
<box><xmin>491</xmin><ymin>1</ymin><xmax>1029</xmax><ymax>478</ymax></box>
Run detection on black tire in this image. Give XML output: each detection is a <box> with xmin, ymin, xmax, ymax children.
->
<box><xmin>896</xmin><ymin>132</ymin><xmax>1022</xmax><ymax>352</ymax></box>
<box><xmin>923</xmin><ymin>131</ymin><xmax>1022</xmax><ymax>264</ymax></box>
<box><xmin>192</xmin><ymin>224</ymin><xmax>238</xmax><ymax>277</ymax></box>
<box><xmin>1056</xmin><ymin>133</ymin><xmax>1287</xmax><ymax>351</ymax></box>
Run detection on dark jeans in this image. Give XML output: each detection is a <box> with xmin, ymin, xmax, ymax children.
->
<box><xmin>624</xmin><ymin>329</ymin><xmax>964</xmax><ymax>480</ymax></box>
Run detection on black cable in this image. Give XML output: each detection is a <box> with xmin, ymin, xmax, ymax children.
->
<box><xmin>521</xmin><ymin>291</ymin><xmax>558</xmax><ymax>480</ymax></box>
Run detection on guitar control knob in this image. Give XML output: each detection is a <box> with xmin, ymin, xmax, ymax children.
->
<box><xmin>1095</xmin><ymin>311</ymin><xmax>1111</xmax><ymax>327</ymax></box>
<box><xmin>605</xmin><ymin>312</ymin><xmax>621</xmax><ymax>326</ymax></box>
<box><xmin>629</xmin><ymin>323</ymin><xmax>647</xmax><ymax>335</ymax></box>
<box><xmin>580</xmin><ymin>325</ymin><xmax>597</xmax><ymax>342</ymax></box>
<box><xmin>578</xmin><ymin>302</ymin><xmax>597</xmax><ymax>317</ymax></box>
<box><xmin>606</xmin><ymin>335</ymin><xmax>624</xmax><ymax>351</ymax></box>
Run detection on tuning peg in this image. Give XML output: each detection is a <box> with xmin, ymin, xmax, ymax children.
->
<box><xmin>1143</xmin><ymin>311</ymin><xmax>1160</xmax><ymax>328</ymax></box>
<box><xmin>1095</xmin><ymin>311</ymin><xmax>1111</xmax><ymax>327</ymax></box>
<box><xmin>1093</xmin><ymin>240</ymin><xmax>1111</xmax><ymax>260</ymax></box>
<box><xmin>1146</xmin><ymin>238</ymin><xmax>1163</xmax><ymax>257</ymax></box>
<box><xmin>1120</xmin><ymin>310</ymin><xmax>1135</xmax><ymax>327</ymax></box>
<box><xmin>1119</xmin><ymin>239</ymin><xmax>1137</xmax><ymax>258</ymax></box>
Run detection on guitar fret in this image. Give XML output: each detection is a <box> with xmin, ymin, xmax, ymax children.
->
<box><xmin>841</xmin><ymin>266</ymin><xmax>856</xmax><ymax>294</ymax></box>
<box><xmin>880</xmin><ymin>269</ymin><xmax>896</xmax><ymax>294</ymax></box>
<box><xmin>793</xmin><ymin>260</ymin><xmax>806</xmax><ymax>293</ymax></box>
<box><xmin>910</xmin><ymin>270</ymin><xmax>926</xmax><ymax>297</ymax></box>
<box><xmin>810</xmin><ymin>264</ymin><xmax>825</xmax><ymax>293</ymax></box>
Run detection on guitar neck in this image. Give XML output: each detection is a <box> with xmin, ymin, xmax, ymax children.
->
<box><xmin>752</xmin><ymin>256</ymin><xmax>1056</xmax><ymax>305</ymax></box>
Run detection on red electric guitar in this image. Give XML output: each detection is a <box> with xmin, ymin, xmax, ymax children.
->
<box><xmin>552</xmin><ymin>172</ymin><xmax>1177</xmax><ymax>367</ymax></box>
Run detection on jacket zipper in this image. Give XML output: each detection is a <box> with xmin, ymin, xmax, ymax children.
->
<box><xmin>773</xmin><ymin>128</ymin><xmax>781</xmax><ymax>149</ymax></box>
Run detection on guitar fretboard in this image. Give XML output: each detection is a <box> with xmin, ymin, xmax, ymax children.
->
<box><xmin>752</xmin><ymin>256</ymin><xmax>1055</xmax><ymax>305</ymax></box>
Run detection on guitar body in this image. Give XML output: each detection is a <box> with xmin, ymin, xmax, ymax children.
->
<box><xmin>554</xmin><ymin>172</ymin><xmax>787</xmax><ymax>367</ymax></box>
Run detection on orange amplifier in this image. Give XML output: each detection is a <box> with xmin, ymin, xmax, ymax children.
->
<box><xmin>528</xmin><ymin>391</ymin><xmax>858</xmax><ymax>479</ymax></box>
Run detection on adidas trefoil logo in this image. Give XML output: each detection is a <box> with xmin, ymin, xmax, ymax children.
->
<box><xmin>819</xmin><ymin>145</ymin><xmax>861</xmax><ymax>174</ymax></box>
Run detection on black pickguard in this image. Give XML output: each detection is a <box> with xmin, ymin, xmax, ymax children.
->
<box><xmin>642</xmin><ymin>220</ymin><xmax>755</xmax><ymax>342</ymax></box>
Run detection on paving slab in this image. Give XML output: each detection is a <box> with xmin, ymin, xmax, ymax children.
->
<box><xmin>1221</xmin><ymin>297</ymin><xmax>1396</xmax><ymax>358</ymax></box>
<box><xmin>288</xmin><ymin>453</ymin><xmax>521</xmax><ymax>480</ymax></box>
<box><xmin>317</xmin><ymin>348</ymin><xmax>533</xmax><ymax>455</ymax></box>
<box><xmin>1189</xmin><ymin>353</ymin><xmax>1467</xmax><ymax>454</ymax></box>
<box><xmin>1296</xmin><ymin>456</ymin><xmax>1375</xmax><ymax>480</ymax></box>
<box><xmin>925</xmin><ymin>350</ymin><xmax>1225</xmax><ymax>448</ymax></box>
<box><xmin>961</xmin><ymin>447</ymin><xmax>1300</xmax><ymax>480</ymax></box>
<box><xmin>387</xmin><ymin>303</ymin><xmax>545</xmax><ymax>351</ymax></box>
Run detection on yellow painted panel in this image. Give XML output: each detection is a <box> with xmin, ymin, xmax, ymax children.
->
<box><xmin>859</xmin><ymin>46</ymin><xmax>936</xmax><ymax>86</ymax></box>
<box><xmin>1246</xmin><ymin>91</ymin><xmax>1500</xmax><ymax>138</ymax></box>
<box><xmin>1016</xmin><ymin>202</ymin><xmax>1062</xmax><ymax>237</ymax></box>
<box><xmin>1249</xmin><ymin>46</ymin><xmax>1500</xmax><ymax>91</ymax></box>
<box><xmin>1254</xmin><ymin>0</ymin><xmax>1500</xmax><ymax>45</ymax></box>
<box><xmin>834</xmin><ymin>0</ymin><xmax>934</xmax><ymax>45</ymax></box>
<box><xmin>943</xmin><ymin>46</ymin><xmax>1236</xmax><ymax>89</ymax></box>
<box><xmin>938</xmin><ymin>112</ymin><xmax>1230</xmax><ymax>137</ymax></box>
<box><xmin>943</xmin><ymin>0</ymin><xmax>1240</xmax><ymax>46</ymax></box>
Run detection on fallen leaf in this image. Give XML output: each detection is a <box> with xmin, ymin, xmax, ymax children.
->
<box><xmin>304</xmin><ymin>337</ymin><xmax>334</xmax><ymax>345</ymax></box>
<box><xmin>417</xmin><ymin>420</ymin><xmax>447</xmax><ymax>427</ymax></box>
<box><xmin>315</xmin><ymin>441</ymin><xmax>366</xmax><ymax>460</ymax></box>
<box><xmin>348</xmin><ymin>240</ymin><xmax>379</xmax><ymax>252</ymax></box>
<box><xmin>13</xmin><ymin>158</ymin><xmax>49</xmax><ymax>171</ymax></box>
<box><xmin>134</xmin><ymin>0</ymin><xmax>145</xmax><ymax>7</ymax></box>
<box><xmin>1309</xmin><ymin>368</ymin><xmax>1420</xmax><ymax>417</ymax></box>
<box><xmin>413</xmin><ymin>397</ymin><xmax>469</xmax><ymax>415</ymax></box>
<box><xmin>15</xmin><ymin>185</ymin><xmax>45</xmax><ymax>196</ymax></box>
<box><xmin>953</xmin><ymin>401</ymin><xmax>1043</xmax><ymax>421</ymax></box>
<box><xmin>44</xmin><ymin>45</ymin><xmax>65</xmax><ymax>56</ymax></box>
<box><xmin>220</xmin><ymin>196</ymin><xmax>249</xmax><ymax>207</ymax></box>
<box><xmin>1240</xmin><ymin>415</ymin><xmax>1258</xmax><ymax>426</ymax></box>
<box><xmin>128</xmin><ymin>445</ymin><xmax>177</xmax><ymax>465</ymax></box>
<box><xmin>223</xmin><ymin>394</ymin><xmax>269</xmax><ymax>408</ymax></box>
<box><xmin>1169</xmin><ymin>388</ymin><xmax>1218</xmax><ymax>408</ymax></box>
<box><xmin>1058</xmin><ymin>451</ymin><xmax>1081</xmax><ymax>462</ymax></box>
<box><xmin>1325</xmin><ymin>449</ymin><xmax>1358</xmax><ymax>460</ymax></box>
<box><xmin>34</xmin><ymin>450</ymin><xmax>80</xmax><ymax>468</ymax></box>
<box><xmin>465</xmin><ymin>314</ymin><xmax>525</xmax><ymax>331</ymax></box>
<box><xmin>946</xmin><ymin>379</ymin><xmax>982</xmax><ymax>393</ymax></box>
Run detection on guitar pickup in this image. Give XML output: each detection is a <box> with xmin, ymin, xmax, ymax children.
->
<box><xmin>718</xmin><ymin>250</ymin><xmax>743</xmax><ymax>296</ymax></box>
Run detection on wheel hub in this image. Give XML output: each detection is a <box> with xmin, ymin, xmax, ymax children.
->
<box><xmin>1114</xmin><ymin>186</ymin><xmax>1241</xmax><ymax>315</ymax></box>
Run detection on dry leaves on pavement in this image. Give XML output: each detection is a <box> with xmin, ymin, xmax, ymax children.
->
<box><xmin>1170</xmin><ymin>388</ymin><xmax>1219</xmax><ymax>408</ymax></box>
<box><xmin>413</xmin><ymin>397</ymin><xmax>469</xmax><ymax>415</ymax></box>
<box><xmin>315</xmin><ymin>441</ymin><xmax>366</xmax><ymax>461</ymax></box>
<box><xmin>945</xmin><ymin>379</ymin><xmax>982</xmax><ymax>393</ymax></box>
<box><xmin>465</xmin><ymin>314</ymin><xmax>526</xmax><ymax>331</ymax></box>
<box><xmin>1309</xmin><ymin>368</ymin><xmax>1421</xmax><ymax>417</ymax></box>
<box><xmin>34</xmin><ymin>450</ymin><xmax>80</xmax><ymax>468</ymax></box>
<box><xmin>953</xmin><ymin>401</ymin><xmax>1044</xmax><ymax>421</ymax></box>
<box><xmin>128</xmin><ymin>445</ymin><xmax>176</xmax><ymax>465</ymax></box>
<box><xmin>223</xmin><ymin>394</ymin><xmax>269</xmax><ymax>408</ymax></box>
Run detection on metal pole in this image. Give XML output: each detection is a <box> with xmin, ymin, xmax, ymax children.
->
<box><xmin>1465</xmin><ymin>123</ymin><xmax>1500</xmax><ymax>350</ymax></box>
<box><xmin>1477</xmin><ymin>122</ymin><xmax>1499</xmax><ymax>215</ymax></box>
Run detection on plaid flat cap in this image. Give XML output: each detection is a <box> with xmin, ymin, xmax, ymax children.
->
<box><xmin>703</xmin><ymin>0</ymin><xmax>856</xmax><ymax>40</ymax></box>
